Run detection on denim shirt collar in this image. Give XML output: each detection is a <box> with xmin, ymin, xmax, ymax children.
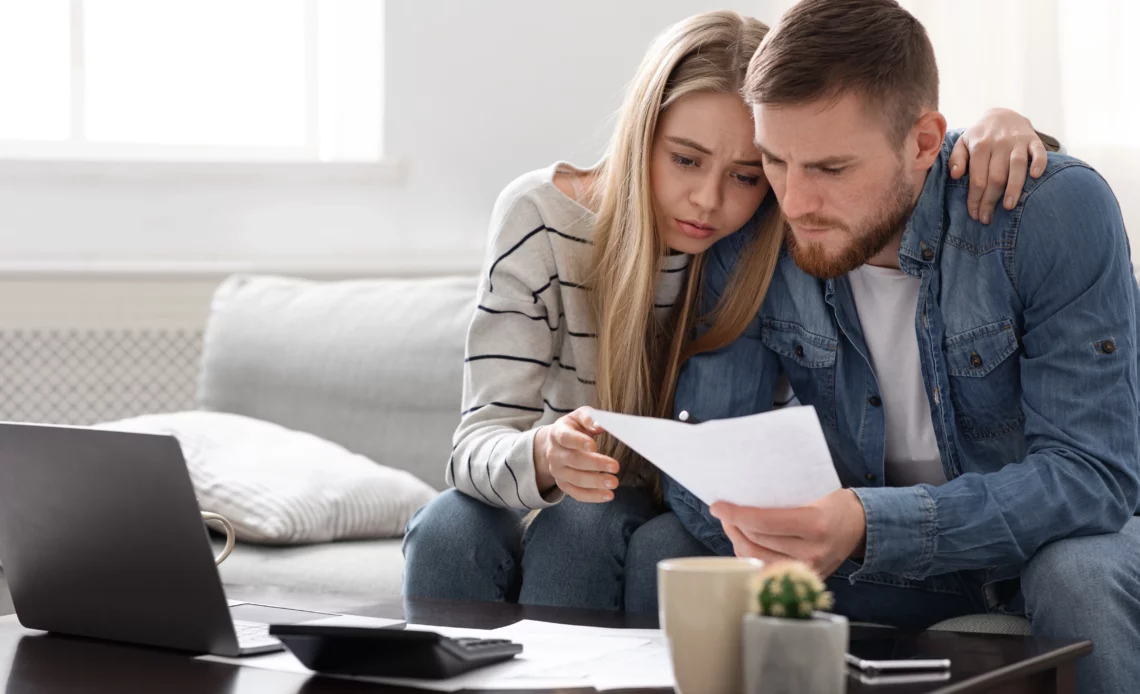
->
<box><xmin>896</xmin><ymin>138</ymin><xmax>953</xmax><ymax>277</ymax></box>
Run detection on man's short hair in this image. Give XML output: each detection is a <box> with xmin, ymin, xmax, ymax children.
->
<box><xmin>743</xmin><ymin>0</ymin><xmax>939</xmax><ymax>145</ymax></box>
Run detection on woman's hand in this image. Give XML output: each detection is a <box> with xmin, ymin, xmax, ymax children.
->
<box><xmin>534</xmin><ymin>407</ymin><xmax>618</xmax><ymax>503</ymax></box>
<box><xmin>949</xmin><ymin>107</ymin><xmax>1049</xmax><ymax>224</ymax></box>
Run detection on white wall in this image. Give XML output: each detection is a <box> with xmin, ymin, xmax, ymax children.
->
<box><xmin>0</xmin><ymin>0</ymin><xmax>731</xmax><ymax>278</ymax></box>
<box><xmin>1</xmin><ymin>0</ymin><xmax>1134</xmax><ymax>280</ymax></box>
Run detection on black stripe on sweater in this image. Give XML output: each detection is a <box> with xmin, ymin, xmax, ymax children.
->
<box><xmin>466</xmin><ymin>450</ymin><xmax>496</xmax><ymax>505</ymax></box>
<box><xmin>461</xmin><ymin>398</ymin><xmax>573</xmax><ymax>416</ymax></box>
<box><xmin>504</xmin><ymin>459</ymin><xmax>530</xmax><ymax>509</ymax></box>
<box><xmin>544</xmin><ymin>399</ymin><xmax>575</xmax><ymax>414</ymax></box>
<box><xmin>553</xmin><ymin>358</ymin><xmax>596</xmax><ymax>385</ymax></box>
<box><xmin>477</xmin><ymin>305</ymin><xmax>549</xmax><ymax>321</ymax></box>
<box><xmin>477</xmin><ymin>305</ymin><xmax>559</xmax><ymax>331</ymax></box>
<box><xmin>530</xmin><ymin>275</ymin><xmax>587</xmax><ymax>303</ymax></box>
<box><xmin>548</xmin><ymin>228</ymin><xmax>592</xmax><ymax>245</ymax></box>
<box><xmin>462</xmin><ymin>401</ymin><xmax>545</xmax><ymax>416</ymax></box>
<box><xmin>487</xmin><ymin>225</ymin><xmax>590</xmax><ymax>291</ymax></box>
<box><xmin>490</xmin><ymin>432</ymin><xmax>530</xmax><ymax>510</ymax></box>
<box><xmin>483</xmin><ymin>438</ymin><xmax>512</xmax><ymax>508</ymax></box>
<box><xmin>477</xmin><ymin>305</ymin><xmax>594</xmax><ymax>335</ymax></box>
<box><xmin>465</xmin><ymin>354</ymin><xmax>551</xmax><ymax>368</ymax></box>
<box><xmin>488</xmin><ymin>226</ymin><xmax>545</xmax><ymax>292</ymax></box>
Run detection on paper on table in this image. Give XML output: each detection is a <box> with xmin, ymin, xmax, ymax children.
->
<box><xmin>333</xmin><ymin>624</ymin><xmax>648</xmax><ymax>692</ymax></box>
<box><xmin>493</xmin><ymin>621</ymin><xmax>674</xmax><ymax>691</ymax></box>
<box><xmin>492</xmin><ymin>619</ymin><xmax>663</xmax><ymax>641</ymax></box>
<box><xmin>589</xmin><ymin>405</ymin><xmax>841</xmax><ymax>507</ymax></box>
<box><xmin>199</xmin><ymin>621</ymin><xmax>652</xmax><ymax>692</ymax></box>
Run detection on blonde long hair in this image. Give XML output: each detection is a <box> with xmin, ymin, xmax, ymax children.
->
<box><xmin>589</xmin><ymin>11</ymin><xmax>785</xmax><ymax>489</ymax></box>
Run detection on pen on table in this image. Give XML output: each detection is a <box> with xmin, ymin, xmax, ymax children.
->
<box><xmin>677</xmin><ymin>410</ymin><xmax>703</xmax><ymax>424</ymax></box>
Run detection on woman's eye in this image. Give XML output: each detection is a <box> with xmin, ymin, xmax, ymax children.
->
<box><xmin>821</xmin><ymin>167</ymin><xmax>845</xmax><ymax>176</ymax></box>
<box><xmin>734</xmin><ymin>173</ymin><xmax>761</xmax><ymax>186</ymax></box>
<box><xmin>672</xmin><ymin>153</ymin><xmax>697</xmax><ymax>168</ymax></box>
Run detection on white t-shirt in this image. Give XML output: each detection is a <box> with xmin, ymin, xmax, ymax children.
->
<box><xmin>847</xmin><ymin>264</ymin><xmax>947</xmax><ymax>487</ymax></box>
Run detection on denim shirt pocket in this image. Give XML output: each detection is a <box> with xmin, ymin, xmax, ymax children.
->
<box><xmin>760</xmin><ymin>319</ymin><xmax>839</xmax><ymax>427</ymax></box>
<box><xmin>944</xmin><ymin>319</ymin><xmax>1025</xmax><ymax>440</ymax></box>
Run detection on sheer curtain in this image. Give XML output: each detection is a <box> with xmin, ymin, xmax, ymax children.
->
<box><xmin>761</xmin><ymin>0</ymin><xmax>1140</xmax><ymax>257</ymax></box>
<box><xmin>904</xmin><ymin>0</ymin><xmax>1140</xmax><ymax>255</ymax></box>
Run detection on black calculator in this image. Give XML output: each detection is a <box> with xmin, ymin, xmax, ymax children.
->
<box><xmin>268</xmin><ymin>623</ymin><xmax>523</xmax><ymax>679</ymax></box>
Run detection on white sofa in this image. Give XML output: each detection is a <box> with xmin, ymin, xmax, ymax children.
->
<box><xmin>196</xmin><ymin>273</ymin><xmax>477</xmax><ymax>598</ymax></box>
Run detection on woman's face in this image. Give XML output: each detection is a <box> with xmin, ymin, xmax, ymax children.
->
<box><xmin>650</xmin><ymin>90</ymin><xmax>771</xmax><ymax>254</ymax></box>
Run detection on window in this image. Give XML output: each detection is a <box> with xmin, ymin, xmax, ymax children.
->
<box><xmin>0</xmin><ymin>0</ymin><xmax>384</xmax><ymax>162</ymax></box>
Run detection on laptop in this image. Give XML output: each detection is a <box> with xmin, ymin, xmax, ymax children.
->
<box><xmin>0</xmin><ymin>422</ymin><xmax>404</xmax><ymax>657</ymax></box>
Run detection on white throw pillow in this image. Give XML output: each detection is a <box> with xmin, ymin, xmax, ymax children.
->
<box><xmin>95</xmin><ymin>411</ymin><xmax>438</xmax><ymax>545</ymax></box>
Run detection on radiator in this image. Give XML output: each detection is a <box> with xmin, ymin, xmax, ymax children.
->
<box><xmin>0</xmin><ymin>328</ymin><xmax>203</xmax><ymax>425</ymax></box>
<box><xmin>0</xmin><ymin>278</ymin><xmax>216</xmax><ymax>426</ymax></box>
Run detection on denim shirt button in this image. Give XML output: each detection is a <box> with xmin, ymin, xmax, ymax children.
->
<box><xmin>970</xmin><ymin>352</ymin><xmax>984</xmax><ymax>368</ymax></box>
<box><xmin>921</xmin><ymin>248</ymin><xmax>934</xmax><ymax>261</ymax></box>
<box><xmin>865</xmin><ymin>472</ymin><xmax>876</xmax><ymax>481</ymax></box>
<box><xmin>1103</xmin><ymin>340</ymin><xmax>1118</xmax><ymax>354</ymax></box>
<box><xmin>868</xmin><ymin>395</ymin><xmax>882</xmax><ymax>407</ymax></box>
<box><xmin>795</xmin><ymin>344</ymin><xmax>804</xmax><ymax>358</ymax></box>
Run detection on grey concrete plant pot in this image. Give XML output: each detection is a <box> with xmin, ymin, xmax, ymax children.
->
<box><xmin>742</xmin><ymin>611</ymin><xmax>849</xmax><ymax>694</ymax></box>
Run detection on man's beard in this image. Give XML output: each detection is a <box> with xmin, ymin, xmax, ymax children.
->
<box><xmin>786</xmin><ymin>170</ymin><xmax>916</xmax><ymax>280</ymax></box>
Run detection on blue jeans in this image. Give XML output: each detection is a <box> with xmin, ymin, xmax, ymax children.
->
<box><xmin>630</xmin><ymin>512</ymin><xmax>1140</xmax><ymax>694</ymax></box>
<box><xmin>402</xmin><ymin>488</ymin><xmax>655</xmax><ymax>610</ymax></box>
<box><xmin>623</xmin><ymin>511</ymin><xmax>715</xmax><ymax>612</ymax></box>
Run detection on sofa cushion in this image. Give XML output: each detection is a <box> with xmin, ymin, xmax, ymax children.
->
<box><xmin>96</xmin><ymin>411</ymin><xmax>437</xmax><ymax>545</ymax></box>
<box><xmin>198</xmin><ymin>274</ymin><xmax>477</xmax><ymax>489</ymax></box>
<box><xmin>213</xmin><ymin>537</ymin><xmax>406</xmax><ymax>598</ymax></box>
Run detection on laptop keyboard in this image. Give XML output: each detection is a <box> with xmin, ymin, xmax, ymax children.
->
<box><xmin>233</xmin><ymin>620</ymin><xmax>283</xmax><ymax>650</ymax></box>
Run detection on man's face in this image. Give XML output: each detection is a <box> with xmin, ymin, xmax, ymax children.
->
<box><xmin>753</xmin><ymin>92</ymin><xmax>918</xmax><ymax>279</ymax></box>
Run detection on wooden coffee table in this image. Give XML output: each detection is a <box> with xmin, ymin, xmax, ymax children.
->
<box><xmin>0</xmin><ymin>594</ymin><xmax>1091</xmax><ymax>693</ymax></box>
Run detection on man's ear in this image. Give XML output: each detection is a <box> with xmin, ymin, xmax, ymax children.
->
<box><xmin>912</xmin><ymin>111</ymin><xmax>947</xmax><ymax>170</ymax></box>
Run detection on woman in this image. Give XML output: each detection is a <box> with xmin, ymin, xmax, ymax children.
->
<box><xmin>402</xmin><ymin>10</ymin><xmax>1052</xmax><ymax>611</ymax></box>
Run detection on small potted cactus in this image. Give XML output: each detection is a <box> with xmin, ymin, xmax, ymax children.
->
<box><xmin>741</xmin><ymin>560</ymin><xmax>849</xmax><ymax>694</ymax></box>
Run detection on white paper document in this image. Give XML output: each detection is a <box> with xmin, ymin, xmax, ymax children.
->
<box><xmin>493</xmin><ymin>620</ymin><xmax>675</xmax><ymax>691</ymax></box>
<box><xmin>589</xmin><ymin>405</ymin><xmax>841</xmax><ymax>507</ymax></box>
<box><xmin>198</xmin><ymin>620</ymin><xmax>668</xmax><ymax>692</ymax></box>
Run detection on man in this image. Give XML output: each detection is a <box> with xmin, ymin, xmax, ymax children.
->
<box><xmin>663</xmin><ymin>1</ymin><xmax>1140</xmax><ymax>692</ymax></box>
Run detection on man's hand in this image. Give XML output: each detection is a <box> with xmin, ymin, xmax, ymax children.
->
<box><xmin>709</xmin><ymin>488</ymin><xmax>867</xmax><ymax>577</ymax></box>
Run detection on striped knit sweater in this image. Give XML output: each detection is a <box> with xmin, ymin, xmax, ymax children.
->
<box><xmin>449</xmin><ymin>162</ymin><xmax>690</xmax><ymax>510</ymax></box>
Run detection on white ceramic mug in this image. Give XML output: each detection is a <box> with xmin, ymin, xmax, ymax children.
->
<box><xmin>658</xmin><ymin>556</ymin><xmax>765</xmax><ymax>694</ymax></box>
<box><xmin>201</xmin><ymin>512</ymin><xmax>235</xmax><ymax>565</ymax></box>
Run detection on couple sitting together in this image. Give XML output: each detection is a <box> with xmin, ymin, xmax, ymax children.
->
<box><xmin>403</xmin><ymin>1</ymin><xmax>1140</xmax><ymax>692</ymax></box>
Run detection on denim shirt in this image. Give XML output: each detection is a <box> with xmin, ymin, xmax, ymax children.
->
<box><xmin>666</xmin><ymin>131</ymin><xmax>1140</xmax><ymax>583</ymax></box>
